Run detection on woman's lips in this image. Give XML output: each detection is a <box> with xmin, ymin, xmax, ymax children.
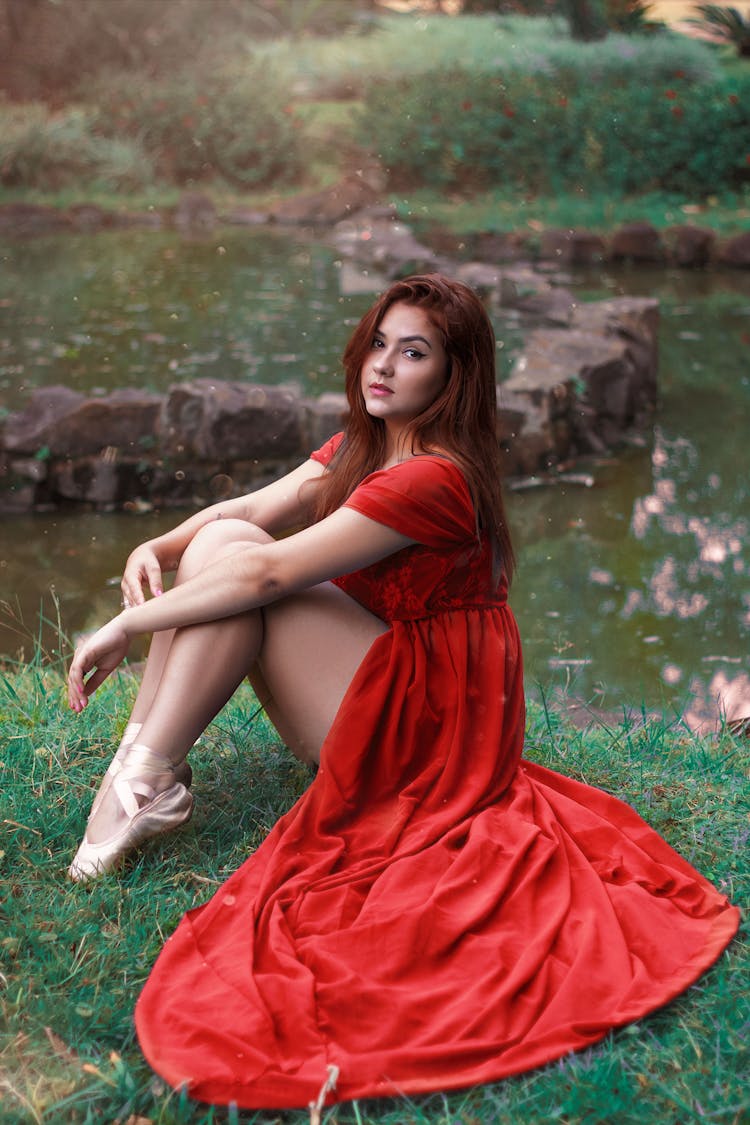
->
<box><xmin>369</xmin><ymin>383</ymin><xmax>394</xmax><ymax>396</ymax></box>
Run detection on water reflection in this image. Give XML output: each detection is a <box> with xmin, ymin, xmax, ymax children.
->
<box><xmin>511</xmin><ymin>265</ymin><xmax>749</xmax><ymax>723</ymax></box>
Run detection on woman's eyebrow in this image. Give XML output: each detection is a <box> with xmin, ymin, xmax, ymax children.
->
<box><xmin>374</xmin><ymin>330</ymin><xmax>433</xmax><ymax>349</ymax></box>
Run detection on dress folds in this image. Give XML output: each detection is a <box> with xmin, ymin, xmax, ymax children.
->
<box><xmin>135</xmin><ymin>435</ymin><xmax>739</xmax><ymax>1109</ymax></box>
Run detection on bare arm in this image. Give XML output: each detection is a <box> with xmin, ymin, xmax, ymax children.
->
<box><xmin>68</xmin><ymin>506</ymin><xmax>413</xmax><ymax>709</ymax></box>
<box><xmin>121</xmin><ymin>457</ymin><xmax>326</xmax><ymax>604</ymax></box>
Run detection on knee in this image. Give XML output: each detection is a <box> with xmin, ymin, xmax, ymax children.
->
<box><xmin>179</xmin><ymin>519</ymin><xmax>272</xmax><ymax>576</ymax></box>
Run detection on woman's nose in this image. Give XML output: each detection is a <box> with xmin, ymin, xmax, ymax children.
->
<box><xmin>374</xmin><ymin>351</ymin><xmax>394</xmax><ymax>375</ymax></box>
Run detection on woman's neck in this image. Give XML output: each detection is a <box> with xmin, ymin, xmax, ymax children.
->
<box><xmin>381</xmin><ymin>427</ymin><xmax>417</xmax><ymax>469</ymax></box>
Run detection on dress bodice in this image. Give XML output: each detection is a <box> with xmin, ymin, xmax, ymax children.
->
<box><xmin>334</xmin><ymin>537</ymin><xmax>504</xmax><ymax>622</ymax></box>
<box><xmin>313</xmin><ymin>431</ymin><xmax>508</xmax><ymax>621</ymax></box>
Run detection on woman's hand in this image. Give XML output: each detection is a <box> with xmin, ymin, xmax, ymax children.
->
<box><xmin>68</xmin><ymin>615</ymin><xmax>131</xmax><ymax>712</ymax></box>
<box><xmin>121</xmin><ymin>543</ymin><xmax>165</xmax><ymax>607</ymax></box>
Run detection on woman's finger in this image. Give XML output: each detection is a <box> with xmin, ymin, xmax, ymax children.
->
<box><xmin>68</xmin><ymin>654</ymin><xmax>89</xmax><ymax>711</ymax></box>
<box><xmin>146</xmin><ymin>561</ymin><xmax>164</xmax><ymax>598</ymax></box>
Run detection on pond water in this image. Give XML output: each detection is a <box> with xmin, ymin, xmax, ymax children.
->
<box><xmin>1</xmin><ymin>227</ymin><xmax>748</xmax><ymax>723</ymax></box>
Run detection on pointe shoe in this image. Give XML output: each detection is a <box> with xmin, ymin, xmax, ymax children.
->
<box><xmin>88</xmin><ymin>724</ymin><xmax>192</xmax><ymax>821</ymax></box>
<box><xmin>68</xmin><ymin>745</ymin><xmax>194</xmax><ymax>883</ymax></box>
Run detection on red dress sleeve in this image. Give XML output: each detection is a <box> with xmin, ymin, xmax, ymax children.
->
<box><xmin>344</xmin><ymin>457</ymin><xmax>477</xmax><ymax>549</ymax></box>
<box><xmin>309</xmin><ymin>432</ymin><xmax>345</xmax><ymax>466</ymax></box>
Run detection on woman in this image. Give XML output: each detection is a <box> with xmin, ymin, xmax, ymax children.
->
<box><xmin>68</xmin><ymin>275</ymin><xmax>738</xmax><ymax>1110</ymax></box>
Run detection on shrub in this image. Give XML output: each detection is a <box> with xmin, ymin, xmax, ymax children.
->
<box><xmin>0</xmin><ymin>102</ymin><xmax>153</xmax><ymax>190</ymax></box>
<box><xmin>91</xmin><ymin>64</ymin><xmax>305</xmax><ymax>189</ymax></box>
<box><xmin>358</xmin><ymin>68</ymin><xmax>750</xmax><ymax>197</ymax></box>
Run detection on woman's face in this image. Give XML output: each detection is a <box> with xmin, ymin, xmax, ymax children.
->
<box><xmin>360</xmin><ymin>302</ymin><xmax>449</xmax><ymax>428</ymax></box>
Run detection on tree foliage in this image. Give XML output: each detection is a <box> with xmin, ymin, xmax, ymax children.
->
<box><xmin>690</xmin><ymin>4</ymin><xmax>750</xmax><ymax>56</ymax></box>
<box><xmin>0</xmin><ymin>0</ymin><xmax>365</xmax><ymax>101</ymax></box>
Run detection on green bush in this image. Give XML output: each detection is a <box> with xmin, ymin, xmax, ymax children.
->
<box><xmin>252</xmin><ymin>13</ymin><xmax>719</xmax><ymax>97</ymax></box>
<box><xmin>0</xmin><ymin>102</ymin><xmax>153</xmax><ymax>190</ymax></box>
<box><xmin>90</xmin><ymin>66</ymin><xmax>305</xmax><ymax>189</ymax></box>
<box><xmin>359</xmin><ymin>68</ymin><xmax>750</xmax><ymax>197</ymax></box>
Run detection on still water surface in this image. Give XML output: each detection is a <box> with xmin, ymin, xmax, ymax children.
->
<box><xmin>1</xmin><ymin>228</ymin><xmax>748</xmax><ymax>719</ymax></box>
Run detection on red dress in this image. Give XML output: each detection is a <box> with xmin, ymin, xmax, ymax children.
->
<box><xmin>135</xmin><ymin>436</ymin><xmax>739</xmax><ymax>1109</ymax></box>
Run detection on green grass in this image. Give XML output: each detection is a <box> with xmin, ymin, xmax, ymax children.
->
<box><xmin>395</xmin><ymin>186</ymin><xmax>750</xmax><ymax>239</ymax></box>
<box><xmin>1</xmin><ymin>650</ymin><xmax>747</xmax><ymax>1125</ymax></box>
<box><xmin>3</xmin><ymin>181</ymin><xmax>749</xmax><ymax>242</ymax></box>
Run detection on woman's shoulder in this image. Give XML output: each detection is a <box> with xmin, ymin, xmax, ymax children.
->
<box><xmin>384</xmin><ymin>451</ymin><xmax>468</xmax><ymax>490</ymax></box>
<box><xmin>309</xmin><ymin>431</ymin><xmax>345</xmax><ymax>466</ymax></box>
<box><xmin>347</xmin><ymin>454</ymin><xmax>476</xmax><ymax>544</ymax></box>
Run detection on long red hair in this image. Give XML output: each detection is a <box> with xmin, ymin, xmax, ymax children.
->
<box><xmin>313</xmin><ymin>274</ymin><xmax>515</xmax><ymax>582</ymax></box>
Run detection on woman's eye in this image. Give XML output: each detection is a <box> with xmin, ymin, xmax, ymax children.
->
<box><xmin>404</xmin><ymin>348</ymin><xmax>424</xmax><ymax>360</ymax></box>
<box><xmin>372</xmin><ymin>337</ymin><xmax>384</xmax><ymax>349</ymax></box>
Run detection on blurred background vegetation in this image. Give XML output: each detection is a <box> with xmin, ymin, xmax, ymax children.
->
<box><xmin>0</xmin><ymin>0</ymin><xmax>748</xmax><ymax>207</ymax></box>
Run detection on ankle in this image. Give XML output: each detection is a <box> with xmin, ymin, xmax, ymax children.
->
<box><xmin>84</xmin><ymin>745</ymin><xmax>180</xmax><ymax>845</ymax></box>
<box><xmin>122</xmin><ymin>744</ymin><xmax>182</xmax><ymax>789</ymax></box>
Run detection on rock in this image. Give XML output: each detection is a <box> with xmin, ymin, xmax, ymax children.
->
<box><xmin>147</xmin><ymin>461</ymin><xmax>216</xmax><ymax>507</ymax></box>
<box><xmin>222</xmin><ymin>207</ymin><xmax>269</xmax><ymax>226</ymax></box>
<box><xmin>609</xmin><ymin>222</ymin><xmax>665</xmax><ymax>263</ymax></box>
<box><xmin>510</xmin><ymin>286</ymin><xmax>576</xmax><ymax>326</ymax></box>
<box><xmin>0</xmin><ymin>203</ymin><xmax>72</xmax><ymax>234</ymax></box>
<box><xmin>572</xmin><ymin>296</ymin><xmax>659</xmax><ymax>423</ymax></box>
<box><xmin>504</xmin><ymin>336</ymin><xmax>579</xmax><ymax>468</ymax></box>
<box><xmin>7</xmin><ymin>456</ymin><xmax>48</xmax><ymax>483</ymax></box>
<box><xmin>0</xmin><ymin>450</ymin><xmax>50</xmax><ymax>511</ymax></box>
<box><xmin>455</xmin><ymin>262</ymin><xmax>504</xmax><ymax>295</ymax></box>
<box><xmin>505</xmin><ymin>320</ymin><xmax>656</xmax><ymax>463</ymax></box>
<box><xmin>663</xmin><ymin>225</ymin><xmax>716</xmax><ymax>268</ymax></box>
<box><xmin>497</xmin><ymin>267</ymin><xmax>536</xmax><ymax>307</ymax></box>
<box><xmin>272</xmin><ymin>174</ymin><xmax>380</xmax><ymax>225</ymax></box>
<box><xmin>4</xmin><ymin>386</ymin><xmax>86</xmax><ymax>454</ymax></box>
<box><xmin>67</xmin><ymin>203</ymin><xmax>114</xmax><ymax>231</ymax></box>
<box><xmin>718</xmin><ymin>232</ymin><xmax>750</xmax><ymax>268</ymax></box>
<box><xmin>539</xmin><ymin>229</ymin><xmax>607</xmax><ymax>265</ymax></box>
<box><xmin>6</xmin><ymin>386</ymin><xmax>161</xmax><ymax>458</ymax></box>
<box><xmin>496</xmin><ymin>267</ymin><xmax>575</xmax><ymax>325</ymax></box>
<box><xmin>472</xmin><ymin>231</ymin><xmax>529</xmax><ymax>262</ymax></box>
<box><xmin>571</xmin><ymin>296</ymin><xmax>659</xmax><ymax>343</ymax></box>
<box><xmin>495</xmin><ymin>392</ymin><xmax>529</xmax><ymax>475</ymax></box>
<box><xmin>161</xmin><ymin>380</ymin><xmax>302</xmax><ymax>461</ymax></box>
<box><xmin>51</xmin><ymin>455</ymin><xmax>143</xmax><ymax>507</ymax></box>
<box><xmin>303</xmin><ymin>393</ymin><xmax>349</xmax><ymax>450</ymax></box>
<box><xmin>573</xmin><ymin>297</ymin><xmax>659</xmax><ymax>441</ymax></box>
<box><xmin>337</xmin><ymin>261</ymin><xmax>391</xmax><ymax>296</ymax></box>
<box><xmin>174</xmin><ymin>192</ymin><xmax>216</xmax><ymax>230</ymax></box>
<box><xmin>0</xmin><ymin>480</ymin><xmax>37</xmax><ymax>512</ymax></box>
<box><xmin>332</xmin><ymin>214</ymin><xmax>439</xmax><ymax>277</ymax></box>
<box><xmin>111</xmin><ymin>210</ymin><xmax>164</xmax><ymax>229</ymax></box>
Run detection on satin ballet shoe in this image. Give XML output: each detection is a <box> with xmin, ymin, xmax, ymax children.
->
<box><xmin>68</xmin><ymin>744</ymin><xmax>194</xmax><ymax>883</ymax></box>
<box><xmin>88</xmin><ymin>724</ymin><xmax>192</xmax><ymax>821</ymax></box>
<box><xmin>87</xmin><ymin>722</ymin><xmax>142</xmax><ymax>821</ymax></box>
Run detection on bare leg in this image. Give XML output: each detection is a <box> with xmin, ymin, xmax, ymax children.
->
<box><xmin>81</xmin><ymin>521</ymin><xmax>269</xmax><ymax>825</ymax></box>
<box><xmin>79</xmin><ymin>520</ymin><xmax>387</xmax><ymax>847</ymax></box>
<box><xmin>82</xmin><ymin>521</ymin><xmax>268</xmax><ymax>844</ymax></box>
<box><xmin>252</xmin><ymin>583</ymin><xmax>389</xmax><ymax>761</ymax></box>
